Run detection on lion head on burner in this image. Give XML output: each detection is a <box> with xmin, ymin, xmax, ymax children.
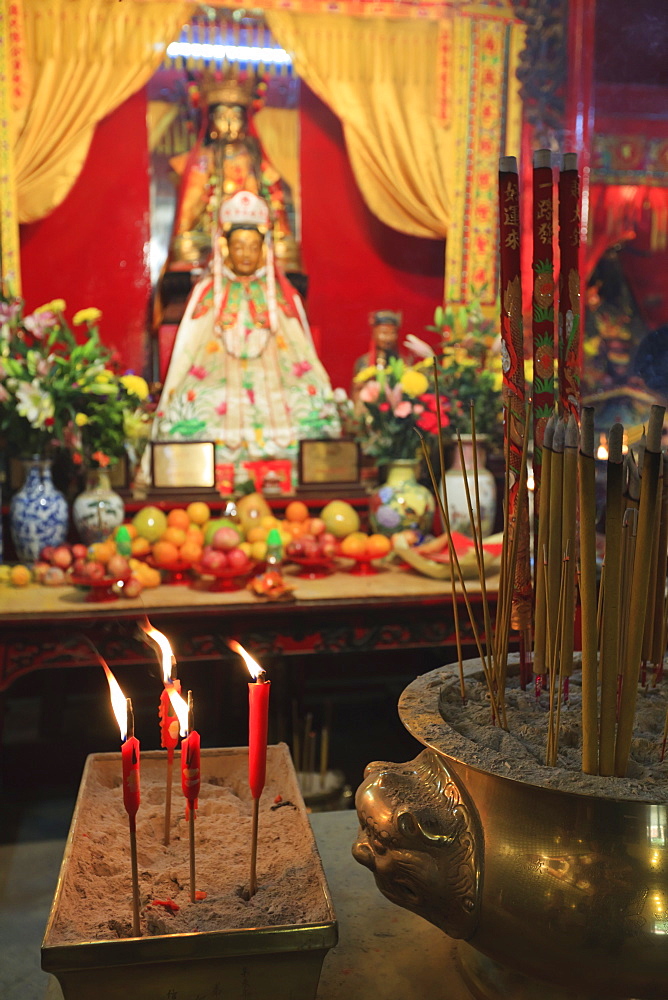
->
<box><xmin>352</xmin><ymin>748</ymin><xmax>481</xmax><ymax>939</ymax></box>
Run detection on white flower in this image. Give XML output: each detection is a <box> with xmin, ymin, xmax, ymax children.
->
<box><xmin>15</xmin><ymin>379</ymin><xmax>55</xmax><ymax>428</ymax></box>
<box><xmin>333</xmin><ymin>387</ymin><xmax>349</xmax><ymax>403</ymax></box>
<box><xmin>404</xmin><ymin>334</ymin><xmax>436</xmax><ymax>358</ymax></box>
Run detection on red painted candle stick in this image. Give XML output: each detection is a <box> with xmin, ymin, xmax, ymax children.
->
<box><xmin>100</xmin><ymin>656</ymin><xmax>141</xmax><ymax>937</ymax></box>
<box><xmin>498</xmin><ymin>156</ymin><xmax>533</xmax><ymax>662</ymax></box>
<box><xmin>557</xmin><ymin>152</ymin><xmax>582</xmax><ymax>418</ymax></box>
<box><xmin>137</xmin><ymin>618</ymin><xmax>179</xmax><ymax>846</ymax></box>
<box><xmin>168</xmin><ymin>686</ymin><xmax>201</xmax><ymax>903</ymax></box>
<box><xmin>228</xmin><ymin>640</ymin><xmax>270</xmax><ymax>898</ymax></box>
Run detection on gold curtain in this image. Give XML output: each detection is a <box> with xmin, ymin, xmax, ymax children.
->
<box><xmin>266</xmin><ymin>12</ymin><xmax>453</xmax><ymax>240</ymax></box>
<box><xmin>13</xmin><ymin>0</ymin><xmax>190</xmax><ymax>224</ymax></box>
<box><xmin>253</xmin><ymin>106</ymin><xmax>301</xmax><ymax>225</ymax></box>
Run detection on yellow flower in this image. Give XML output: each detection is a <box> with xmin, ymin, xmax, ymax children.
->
<box><xmin>95</xmin><ymin>369</ymin><xmax>115</xmax><ymax>383</ymax></box>
<box><xmin>73</xmin><ymin>307</ymin><xmax>102</xmax><ymax>325</ymax></box>
<box><xmin>120</xmin><ymin>374</ymin><xmax>149</xmax><ymax>400</ymax></box>
<box><xmin>399</xmin><ymin>369</ymin><xmax>429</xmax><ymax>397</ymax></box>
<box><xmin>36</xmin><ymin>299</ymin><xmax>66</xmax><ymax>314</ymax></box>
<box><xmin>74</xmin><ymin>412</ymin><xmax>89</xmax><ymax>427</ymax></box>
<box><xmin>353</xmin><ymin>365</ymin><xmax>378</xmax><ymax>384</ymax></box>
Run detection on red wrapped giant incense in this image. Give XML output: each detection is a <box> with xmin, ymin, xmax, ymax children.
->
<box><xmin>532</xmin><ymin>148</ymin><xmax>556</xmax><ymax>512</ymax></box>
<box><xmin>498</xmin><ymin>156</ymin><xmax>532</xmax><ymax>633</ymax></box>
<box><xmin>558</xmin><ymin>152</ymin><xmax>581</xmax><ymax>417</ymax></box>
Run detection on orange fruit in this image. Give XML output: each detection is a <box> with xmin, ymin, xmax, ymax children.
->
<box><xmin>260</xmin><ymin>514</ymin><xmax>280</xmax><ymax>530</ymax></box>
<box><xmin>166</xmin><ymin>508</ymin><xmax>191</xmax><ymax>531</ymax></box>
<box><xmin>152</xmin><ymin>540</ymin><xmax>180</xmax><ymax>567</ymax></box>
<box><xmin>246</xmin><ymin>526</ymin><xmax>267</xmax><ymax>544</ymax></box>
<box><xmin>10</xmin><ymin>564</ymin><xmax>31</xmax><ymax>586</ymax></box>
<box><xmin>89</xmin><ymin>540</ymin><xmax>116</xmax><ymax>565</ymax></box>
<box><xmin>131</xmin><ymin>536</ymin><xmax>151</xmax><ymax>557</ymax></box>
<box><xmin>186</xmin><ymin>501</ymin><xmax>210</xmax><ymax>526</ymax></box>
<box><xmin>185</xmin><ymin>525</ymin><xmax>204</xmax><ymax>546</ymax></box>
<box><xmin>162</xmin><ymin>526</ymin><xmax>187</xmax><ymax>547</ymax></box>
<box><xmin>288</xmin><ymin>521</ymin><xmax>307</xmax><ymax>538</ymax></box>
<box><xmin>179</xmin><ymin>540</ymin><xmax>203</xmax><ymax>565</ymax></box>
<box><xmin>285</xmin><ymin>500</ymin><xmax>310</xmax><ymax>523</ymax></box>
<box><xmin>339</xmin><ymin>531</ymin><xmax>369</xmax><ymax>559</ymax></box>
<box><xmin>367</xmin><ymin>533</ymin><xmax>392</xmax><ymax>559</ymax></box>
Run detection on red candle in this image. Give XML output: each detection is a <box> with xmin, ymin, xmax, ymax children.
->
<box><xmin>249</xmin><ymin>675</ymin><xmax>271</xmax><ymax>800</ymax></box>
<box><xmin>122</xmin><ymin>707</ymin><xmax>141</xmax><ymax>819</ymax></box>
<box><xmin>181</xmin><ymin>728</ymin><xmax>201</xmax><ymax>811</ymax></box>
<box><xmin>160</xmin><ymin>682</ymin><xmax>181</xmax><ymax>751</ymax></box>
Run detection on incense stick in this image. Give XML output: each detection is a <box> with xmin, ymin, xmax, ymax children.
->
<box><xmin>533</xmin><ymin>413</ymin><xmax>556</xmax><ymax>680</ymax></box>
<box><xmin>615</xmin><ymin>405</ymin><xmax>666</xmax><ymax>776</ymax></box>
<box><xmin>578</xmin><ymin>407</ymin><xmax>599</xmax><ymax>774</ymax></box>
<box><xmin>164</xmin><ymin>749</ymin><xmax>173</xmax><ymax>847</ymax></box>
<box><xmin>249</xmin><ymin>797</ymin><xmax>260</xmax><ymax>897</ymax></box>
<box><xmin>546</xmin><ymin>419</ymin><xmax>565</xmax><ymax>687</ymax></box>
<box><xmin>559</xmin><ymin>415</ymin><xmax>579</xmax><ymax>682</ymax></box>
<box><xmin>599</xmin><ymin>423</ymin><xmax>624</xmax><ymax>776</ymax></box>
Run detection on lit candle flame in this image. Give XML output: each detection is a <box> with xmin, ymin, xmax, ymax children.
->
<box><xmin>166</xmin><ymin>682</ymin><xmax>189</xmax><ymax>737</ymax></box>
<box><xmin>228</xmin><ymin>640</ymin><xmax>265</xmax><ymax>680</ymax></box>
<box><xmin>139</xmin><ymin>619</ymin><xmax>176</xmax><ymax>683</ymax></box>
<box><xmin>596</xmin><ymin>434</ymin><xmax>608</xmax><ymax>461</ymax></box>
<box><xmin>101</xmin><ymin>660</ymin><xmax>129</xmax><ymax>741</ymax></box>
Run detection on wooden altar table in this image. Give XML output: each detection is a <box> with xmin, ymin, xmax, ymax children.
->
<box><xmin>0</xmin><ymin>562</ymin><xmax>498</xmax><ymax>693</ymax></box>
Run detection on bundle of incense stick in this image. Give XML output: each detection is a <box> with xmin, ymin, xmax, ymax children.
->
<box><xmin>533</xmin><ymin>404</ymin><xmax>668</xmax><ymax>776</ymax></box>
<box><xmin>419</xmin><ymin>392</ymin><xmax>532</xmax><ymax>728</ymax></box>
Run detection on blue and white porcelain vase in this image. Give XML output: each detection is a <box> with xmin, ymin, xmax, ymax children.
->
<box><xmin>10</xmin><ymin>458</ymin><xmax>69</xmax><ymax>563</ymax></box>
<box><xmin>72</xmin><ymin>468</ymin><xmax>125</xmax><ymax>545</ymax></box>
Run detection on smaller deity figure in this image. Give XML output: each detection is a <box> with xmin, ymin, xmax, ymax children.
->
<box><xmin>351</xmin><ymin>310</ymin><xmax>403</xmax><ymax>403</ymax></box>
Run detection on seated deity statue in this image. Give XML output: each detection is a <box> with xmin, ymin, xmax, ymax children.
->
<box><xmin>148</xmin><ymin>191</ymin><xmax>340</xmax><ymax>483</ymax></box>
<box><xmin>167</xmin><ymin>70</ymin><xmax>299</xmax><ymax>275</ymax></box>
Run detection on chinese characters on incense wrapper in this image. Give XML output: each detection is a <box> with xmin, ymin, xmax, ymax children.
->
<box><xmin>531</xmin><ymin>149</ymin><xmax>556</xmax><ymax>513</ymax></box>
<box><xmin>558</xmin><ymin>152</ymin><xmax>582</xmax><ymax>418</ymax></box>
<box><xmin>498</xmin><ymin>156</ymin><xmax>532</xmax><ymax>637</ymax></box>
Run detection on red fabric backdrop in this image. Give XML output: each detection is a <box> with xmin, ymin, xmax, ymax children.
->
<box><xmin>17</xmin><ymin>84</ymin><xmax>445</xmax><ymax>392</ymax></box>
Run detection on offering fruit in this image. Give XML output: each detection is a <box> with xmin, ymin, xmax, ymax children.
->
<box><xmin>339</xmin><ymin>531</ymin><xmax>392</xmax><ymax>561</ymax></box>
<box><xmin>10</xmin><ymin>564</ymin><xmax>32</xmax><ymax>587</ymax></box>
<box><xmin>51</xmin><ymin>545</ymin><xmax>74</xmax><ymax>570</ymax></box>
<box><xmin>285</xmin><ymin>500</ymin><xmax>309</xmax><ymax>523</ymax></box>
<box><xmin>132</xmin><ymin>505</ymin><xmax>168</xmax><ymax>542</ymax></box>
<box><xmin>236</xmin><ymin>491</ymin><xmax>272</xmax><ymax>532</ymax></box>
<box><xmin>211</xmin><ymin>526</ymin><xmax>243</xmax><ymax>551</ymax></box>
<box><xmin>320</xmin><ymin>500</ymin><xmax>360</xmax><ymax>538</ymax></box>
<box><xmin>43</xmin><ymin>566</ymin><xmax>67</xmax><ymax>586</ymax></box>
<box><xmin>203</xmin><ymin>517</ymin><xmax>240</xmax><ymax>546</ymax></box>
<box><xmin>186</xmin><ymin>501</ymin><xmax>211</xmax><ymax>525</ymax></box>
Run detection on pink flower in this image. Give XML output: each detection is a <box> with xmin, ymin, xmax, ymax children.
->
<box><xmin>393</xmin><ymin>401</ymin><xmax>412</xmax><ymax>418</ymax></box>
<box><xmin>379</xmin><ymin>402</ymin><xmax>390</xmax><ymax>412</ymax></box>
<box><xmin>292</xmin><ymin>360</ymin><xmax>312</xmax><ymax>377</ymax></box>
<box><xmin>23</xmin><ymin>311</ymin><xmax>56</xmax><ymax>340</ymax></box>
<box><xmin>188</xmin><ymin>365</ymin><xmax>207</xmax><ymax>380</ymax></box>
<box><xmin>359</xmin><ymin>380</ymin><xmax>380</xmax><ymax>404</ymax></box>
<box><xmin>385</xmin><ymin>384</ymin><xmax>403</xmax><ymax>410</ymax></box>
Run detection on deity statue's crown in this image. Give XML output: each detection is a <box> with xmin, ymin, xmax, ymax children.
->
<box><xmin>369</xmin><ymin>310</ymin><xmax>402</xmax><ymax>328</ymax></box>
<box><xmin>201</xmin><ymin>70</ymin><xmax>256</xmax><ymax>108</ymax></box>
<box><xmin>220</xmin><ymin>191</ymin><xmax>270</xmax><ymax>233</ymax></box>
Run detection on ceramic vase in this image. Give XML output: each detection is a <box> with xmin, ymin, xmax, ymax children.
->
<box><xmin>443</xmin><ymin>435</ymin><xmax>497</xmax><ymax>537</ymax></box>
<box><xmin>72</xmin><ymin>468</ymin><xmax>125</xmax><ymax>545</ymax></box>
<box><xmin>10</xmin><ymin>458</ymin><xmax>69</xmax><ymax>563</ymax></box>
<box><xmin>368</xmin><ymin>459</ymin><xmax>435</xmax><ymax>537</ymax></box>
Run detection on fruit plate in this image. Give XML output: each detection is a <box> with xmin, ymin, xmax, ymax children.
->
<box><xmin>287</xmin><ymin>554</ymin><xmax>339</xmax><ymax>579</ymax></box>
<box><xmin>192</xmin><ymin>561</ymin><xmax>259</xmax><ymax>592</ymax></box>
<box><xmin>143</xmin><ymin>556</ymin><xmax>194</xmax><ymax>585</ymax></box>
<box><xmin>69</xmin><ymin>572</ymin><xmax>130</xmax><ymax>603</ymax></box>
<box><xmin>343</xmin><ymin>554</ymin><xmax>386</xmax><ymax>576</ymax></box>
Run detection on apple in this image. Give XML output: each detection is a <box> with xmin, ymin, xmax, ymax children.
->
<box><xmin>52</xmin><ymin>545</ymin><xmax>73</xmax><ymax>569</ymax></box>
<box><xmin>301</xmin><ymin>538</ymin><xmax>320</xmax><ymax>559</ymax></box>
<box><xmin>72</xmin><ymin>557</ymin><xmax>88</xmax><ymax>576</ymax></box>
<box><xmin>286</xmin><ymin>539</ymin><xmax>305</xmax><ymax>559</ymax></box>
<box><xmin>211</xmin><ymin>526</ymin><xmax>242</xmax><ymax>552</ymax></box>
<box><xmin>82</xmin><ymin>561</ymin><xmax>106</xmax><ymax>581</ymax></box>
<box><xmin>120</xmin><ymin>576</ymin><xmax>144</xmax><ymax>598</ymax></box>
<box><xmin>107</xmin><ymin>554</ymin><xmax>130</xmax><ymax>580</ymax></box>
<box><xmin>227</xmin><ymin>547</ymin><xmax>250</xmax><ymax>571</ymax></box>
<box><xmin>320</xmin><ymin>539</ymin><xmax>338</xmax><ymax>559</ymax></box>
<box><xmin>40</xmin><ymin>545</ymin><xmax>56</xmax><ymax>563</ymax></box>
<box><xmin>200</xmin><ymin>548</ymin><xmax>228</xmax><ymax>572</ymax></box>
<box><xmin>33</xmin><ymin>561</ymin><xmax>51</xmax><ymax>583</ymax></box>
<box><xmin>308</xmin><ymin>517</ymin><xmax>326</xmax><ymax>536</ymax></box>
<box><xmin>43</xmin><ymin>566</ymin><xmax>67</xmax><ymax>586</ymax></box>
<box><xmin>71</xmin><ymin>543</ymin><xmax>88</xmax><ymax>560</ymax></box>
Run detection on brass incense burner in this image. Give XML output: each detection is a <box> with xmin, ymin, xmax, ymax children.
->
<box><xmin>353</xmin><ymin>662</ymin><xmax>668</xmax><ymax>1000</ymax></box>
